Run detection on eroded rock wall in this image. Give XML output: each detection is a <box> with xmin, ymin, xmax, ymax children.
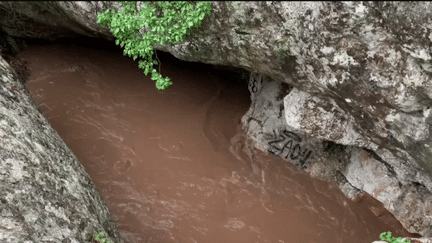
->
<box><xmin>0</xmin><ymin>56</ymin><xmax>123</xmax><ymax>242</ymax></box>
<box><xmin>242</xmin><ymin>72</ymin><xmax>432</xmax><ymax>242</ymax></box>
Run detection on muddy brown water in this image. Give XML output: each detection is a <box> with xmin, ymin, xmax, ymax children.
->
<box><xmin>15</xmin><ymin>37</ymin><xmax>421</xmax><ymax>243</ymax></box>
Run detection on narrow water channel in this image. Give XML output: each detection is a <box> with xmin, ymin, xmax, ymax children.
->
<box><xmin>16</xmin><ymin>37</ymin><xmax>420</xmax><ymax>243</ymax></box>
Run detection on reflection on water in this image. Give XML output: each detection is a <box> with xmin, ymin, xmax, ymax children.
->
<box><xmin>18</xmin><ymin>38</ymin><xmax>418</xmax><ymax>243</ymax></box>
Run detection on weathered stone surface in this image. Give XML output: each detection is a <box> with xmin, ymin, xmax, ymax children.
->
<box><xmin>1</xmin><ymin>1</ymin><xmax>432</xmax><ymax>241</ymax></box>
<box><xmin>0</xmin><ymin>55</ymin><xmax>123</xmax><ymax>242</ymax></box>
<box><xmin>242</xmin><ymin>72</ymin><xmax>432</xmax><ymax>242</ymax></box>
<box><xmin>0</xmin><ymin>1</ymin><xmax>118</xmax><ymax>41</ymax></box>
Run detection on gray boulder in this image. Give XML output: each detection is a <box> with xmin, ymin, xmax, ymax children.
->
<box><xmin>1</xmin><ymin>1</ymin><xmax>432</xmax><ymax>242</ymax></box>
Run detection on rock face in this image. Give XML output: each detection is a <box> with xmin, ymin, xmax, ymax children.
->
<box><xmin>1</xmin><ymin>1</ymin><xmax>432</xmax><ymax>242</ymax></box>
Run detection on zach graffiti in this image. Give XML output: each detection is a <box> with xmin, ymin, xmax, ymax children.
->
<box><xmin>264</xmin><ymin>129</ymin><xmax>313</xmax><ymax>166</ymax></box>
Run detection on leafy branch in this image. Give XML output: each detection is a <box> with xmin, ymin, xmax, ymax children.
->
<box><xmin>379</xmin><ymin>232</ymin><xmax>411</xmax><ymax>243</ymax></box>
<box><xmin>96</xmin><ymin>1</ymin><xmax>212</xmax><ymax>90</ymax></box>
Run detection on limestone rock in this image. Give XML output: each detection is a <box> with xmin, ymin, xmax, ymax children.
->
<box><xmin>0</xmin><ymin>55</ymin><xmax>123</xmax><ymax>242</ymax></box>
<box><xmin>0</xmin><ymin>1</ymin><xmax>432</xmax><ymax>239</ymax></box>
<box><xmin>0</xmin><ymin>1</ymin><xmax>118</xmax><ymax>41</ymax></box>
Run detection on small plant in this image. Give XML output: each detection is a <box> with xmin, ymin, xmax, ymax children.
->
<box><xmin>92</xmin><ymin>231</ymin><xmax>113</xmax><ymax>243</ymax></box>
<box><xmin>379</xmin><ymin>231</ymin><xmax>411</xmax><ymax>243</ymax></box>
<box><xmin>96</xmin><ymin>1</ymin><xmax>212</xmax><ymax>90</ymax></box>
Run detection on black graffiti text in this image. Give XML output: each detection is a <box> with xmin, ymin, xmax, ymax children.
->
<box><xmin>249</xmin><ymin>74</ymin><xmax>262</xmax><ymax>93</ymax></box>
<box><xmin>265</xmin><ymin>129</ymin><xmax>312</xmax><ymax>166</ymax></box>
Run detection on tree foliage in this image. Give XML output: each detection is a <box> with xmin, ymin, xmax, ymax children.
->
<box><xmin>96</xmin><ymin>1</ymin><xmax>212</xmax><ymax>90</ymax></box>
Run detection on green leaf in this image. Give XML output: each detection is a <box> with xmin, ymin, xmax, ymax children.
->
<box><xmin>96</xmin><ymin>0</ymin><xmax>212</xmax><ymax>91</ymax></box>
